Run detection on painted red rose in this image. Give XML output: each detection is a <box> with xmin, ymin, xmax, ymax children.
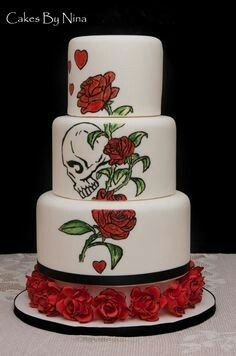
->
<box><xmin>56</xmin><ymin>286</ymin><xmax>94</xmax><ymax>323</ymax></box>
<box><xmin>93</xmin><ymin>188</ymin><xmax>127</xmax><ymax>201</ymax></box>
<box><xmin>129</xmin><ymin>286</ymin><xmax>167</xmax><ymax>321</ymax></box>
<box><xmin>179</xmin><ymin>266</ymin><xmax>205</xmax><ymax>307</ymax></box>
<box><xmin>94</xmin><ymin>288</ymin><xmax>128</xmax><ymax>323</ymax></box>
<box><xmin>92</xmin><ymin>209</ymin><xmax>136</xmax><ymax>240</ymax></box>
<box><xmin>163</xmin><ymin>281</ymin><xmax>189</xmax><ymax>317</ymax></box>
<box><xmin>77</xmin><ymin>71</ymin><xmax>119</xmax><ymax>114</ymax></box>
<box><xmin>103</xmin><ymin>137</ymin><xmax>135</xmax><ymax>165</ymax></box>
<box><xmin>36</xmin><ymin>281</ymin><xmax>61</xmax><ymax>316</ymax></box>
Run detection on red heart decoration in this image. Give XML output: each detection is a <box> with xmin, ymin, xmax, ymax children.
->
<box><xmin>69</xmin><ymin>83</ymin><xmax>74</xmax><ymax>96</ymax></box>
<box><xmin>68</xmin><ymin>60</ymin><xmax>71</xmax><ymax>73</ymax></box>
<box><xmin>92</xmin><ymin>260</ymin><xmax>107</xmax><ymax>274</ymax></box>
<box><xmin>74</xmin><ymin>50</ymin><xmax>88</xmax><ymax>70</ymax></box>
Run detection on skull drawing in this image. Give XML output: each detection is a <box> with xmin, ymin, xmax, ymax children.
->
<box><xmin>62</xmin><ymin>123</ymin><xmax>108</xmax><ymax>199</ymax></box>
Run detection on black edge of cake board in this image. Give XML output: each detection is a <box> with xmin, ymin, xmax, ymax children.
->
<box><xmin>37</xmin><ymin>261</ymin><xmax>191</xmax><ymax>285</ymax></box>
<box><xmin>14</xmin><ymin>289</ymin><xmax>216</xmax><ymax>337</ymax></box>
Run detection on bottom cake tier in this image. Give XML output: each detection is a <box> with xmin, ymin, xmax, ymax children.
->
<box><xmin>14</xmin><ymin>261</ymin><xmax>216</xmax><ymax>336</ymax></box>
<box><xmin>37</xmin><ymin>191</ymin><xmax>190</xmax><ymax>285</ymax></box>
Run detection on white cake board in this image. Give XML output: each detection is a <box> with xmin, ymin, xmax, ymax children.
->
<box><xmin>14</xmin><ymin>289</ymin><xmax>215</xmax><ymax>336</ymax></box>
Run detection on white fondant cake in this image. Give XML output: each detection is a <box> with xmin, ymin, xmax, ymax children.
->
<box><xmin>15</xmin><ymin>35</ymin><xmax>215</xmax><ymax>334</ymax></box>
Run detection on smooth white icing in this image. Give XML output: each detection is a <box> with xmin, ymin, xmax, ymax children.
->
<box><xmin>68</xmin><ymin>35</ymin><xmax>163</xmax><ymax>117</ymax></box>
<box><xmin>52</xmin><ymin>115</ymin><xmax>176</xmax><ymax>201</ymax></box>
<box><xmin>37</xmin><ymin>191</ymin><xmax>190</xmax><ymax>277</ymax></box>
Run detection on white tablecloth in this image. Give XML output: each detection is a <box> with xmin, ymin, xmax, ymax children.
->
<box><xmin>0</xmin><ymin>253</ymin><xmax>235</xmax><ymax>355</ymax></box>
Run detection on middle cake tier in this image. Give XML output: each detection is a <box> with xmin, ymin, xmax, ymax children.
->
<box><xmin>52</xmin><ymin>115</ymin><xmax>176</xmax><ymax>200</ymax></box>
<box><xmin>37</xmin><ymin>191</ymin><xmax>190</xmax><ymax>285</ymax></box>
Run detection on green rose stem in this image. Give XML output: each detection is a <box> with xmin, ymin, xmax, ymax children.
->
<box><xmin>113</xmin><ymin>164</ymin><xmax>133</xmax><ymax>193</ymax></box>
<box><xmin>104</xmin><ymin>103</ymin><xmax>113</xmax><ymax>116</ymax></box>
<box><xmin>105</xmin><ymin>165</ymin><xmax>116</xmax><ymax>191</ymax></box>
<box><xmin>79</xmin><ymin>233</ymin><xmax>102</xmax><ymax>262</ymax></box>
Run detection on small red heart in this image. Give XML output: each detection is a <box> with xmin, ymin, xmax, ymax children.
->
<box><xmin>92</xmin><ymin>260</ymin><xmax>107</xmax><ymax>274</ymax></box>
<box><xmin>69</xmin><ymin>83</ymin><xmax>74</xmax><ymax>96</ymax></box>
<box><xmin>68</xmin><ymin>60</ymin><xmax>71</xmax><ymax>73</ymax></box>
<box><xmin>74</xmin><ymin>49</ymin><xmax>88</xmax><ymax>70</ymax></box>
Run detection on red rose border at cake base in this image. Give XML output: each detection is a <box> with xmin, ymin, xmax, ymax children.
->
<box><xmin>24</xmin><ymin>261</ymin><xmax>207</xmax><ymax>324</ymax></box>
<box><xmin>14</xmin><ymin>260</ymin><xmax>216</xmax><ymax>336</ymax></box>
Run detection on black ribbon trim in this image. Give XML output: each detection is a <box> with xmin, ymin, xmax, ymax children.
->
<box><xmin>14</xmin><ymin>289</ymin><xmax>216</xmax><ymax>337</ymax></box>
<box><xmin>37</xmin><ymin>261</ymin><xmax>190</xmax><ymax>285</ymax></box>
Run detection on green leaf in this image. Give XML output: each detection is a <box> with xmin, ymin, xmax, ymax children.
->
<box><xmin>128</xmin><ymin>131</ymin><xmax>148</xmax><ymax>147</ymax></box>
<box><xmin>87</xmin><ymin>130</ymin><xmax>104</xmax><ymax>149</ymax></box>
<box><xmin>96</xmin><ymin>167</ymin><xmax>113</xmax><ymax>180</ymax></box>
<box><xmin>105</xmin><ymin>243</ymin><xmax>123</xmax><ymax>269</ymax></box>
<box><xmin>103</xmin><ymin>123</ymin><xmax>125</xmax><ymax>138</ymax></box>
<box><xmin>59</xmin><ymin>220</ymin><xmax>94</xmax><ymax>235</ymax></box>
<box><xmin>130</xmin><ymin>177</ymin><xmax>146</xmax><ymax>196</ymax></box>
<box><xmin>133</xmin><ymin>156</ymin><xmax>151</xmax><ymax>172</ymax></box>
<box><xmin>112</xmin><ymin>105</ymin><xmax>133</xmax><ymax>116</ymax></box>
<box><xmin>113</xmin><ymin>168</ymin><xmax>129</xmax><ymax>184</ymax></box>
<box><xmin>125</xmin><ymin>153</ymin><xmax>140</xmax><ymax>165</ymax></box>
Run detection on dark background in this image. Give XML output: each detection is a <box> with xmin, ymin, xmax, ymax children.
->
<box><xmin>0</xmin><ymin>5</ymin><xmax>232</xmax><ymax>253</ymax></box>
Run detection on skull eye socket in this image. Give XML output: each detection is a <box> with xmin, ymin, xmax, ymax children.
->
<box><xmin>67</xmin><ymin>160</ymin><xmax>84</xmax><ymax>174</ymax></box>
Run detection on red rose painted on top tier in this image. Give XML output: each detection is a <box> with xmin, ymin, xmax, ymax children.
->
<box><xmin>129</xmin><ymin>286</ymin><xmax>167</xmax><ymax>321</ymax></box>
<box><xmin>77</xmin><ymin>71</ymin><xmax>119</xmax><ymax>114</ymax></box>
<box><xmin>94</xmin><ymin>288</ymin><xmax>128</xmax><ymax>323</ymax></box>
<box><xmin>93</xmin><ymin>188</ymin><xmax>127</xmax><ymax>201</ymax></box>
<box><xmin>92</xmin><ymin>209</ymin><xmax>136</xmax><ymax>240</ymax></box>
<box><xmin>104</xmin><ymin>137</ymin><xmax>135</xmax><ymax>165</ymax></box>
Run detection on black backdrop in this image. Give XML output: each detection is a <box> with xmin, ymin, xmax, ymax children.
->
<box><xmin>0</xmin><ymin>5</ymin><xmax>233</xmax><ymax>253</ymax></box>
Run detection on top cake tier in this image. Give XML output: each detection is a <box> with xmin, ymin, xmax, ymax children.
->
<box><xmin>67</xmin><ymin>35</ymin><xmax>163</xmax><ymax>117</ymax></box>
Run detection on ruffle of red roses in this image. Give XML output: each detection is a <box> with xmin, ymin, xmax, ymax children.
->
<box><xmin>103</xmin><ymin>136</ymin><xmax>135</xmax><ymax>165</ymax></box>
<box><xmin>163</xmin><ymin>261</ymin><xmax>205</xmax><ymax>316</ymax></box>
<box><xmin>26</xmin><ymin>262</ymin><xmax>205</xmax><ymax>323</ymax></box>
<box><xmin>77</xmin><ymin>71</ymin><xmax>119</xmax><ymax>114</ymax></box>
<box><xmin>93</xmin><ymin>188</ymin><xmax>127</xmax><ymax>201</ymax></box>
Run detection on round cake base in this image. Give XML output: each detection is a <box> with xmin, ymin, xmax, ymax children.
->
<box><xmin>14</xmin><ymin>289</ymin><xmax>216</xmax><ymax>336</ymax></box>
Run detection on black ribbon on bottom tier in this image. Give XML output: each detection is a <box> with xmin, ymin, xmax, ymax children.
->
<box><xmin>37</xmin><ymin>261</ymin><xmax>191</xmax><ymax>285</ymax></box>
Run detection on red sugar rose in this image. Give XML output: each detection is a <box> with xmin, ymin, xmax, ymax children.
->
<box><xmin>77</xmin><ymin>71</ymin><xmax>119</xmax><ymax>114</ymax></box>
<box><xmin>36</xmin><ymin>281</ymin><xmax>61</xmax><ymax>316</ymax></box>
<box><xmin>179</xmin><ymin>265</ymin><xmax>205</xmax><ymax>307</ymax></box>
<box><xmin>94</xmin><ymin>288</ymin><xmax>128</xmax><ymax>323</ymax></box>
<box><xmin>129</xmin><ymin>286</ymin><xmax>167</xmax><ymax>322</ymax></box>
<box><xmin>26</xmin><ymin>273</ymin><xmax>48</xmax><ymax>308</ymax></box>
<box><xmin>163</xmin><ymin>281</ymin><xmax>190</xmax><ymax>317</ymax></box>
<box><xmin>93</xmin><ymin>188</ymin><xmax>127</xmax><ymax>201</ymax></box>
<box><xmin>56</xmin><ymin>286</ymin><xmax>94</xmax><ymax>323</ymax></box>
<box><xmin>92</xmin><ymin>209</ymin><xmax>136</xmax><ymax>240</ymax></box>
<box><xmin>103</xmin><ymin>136</ymin><xmax>135</xmax><ymax>165</ymax></box>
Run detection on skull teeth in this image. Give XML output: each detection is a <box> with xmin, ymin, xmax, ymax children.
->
<box><xmin>77</xmin><ymin>179</ymin><xmax>99</xmax><ymax>199</ymax></box>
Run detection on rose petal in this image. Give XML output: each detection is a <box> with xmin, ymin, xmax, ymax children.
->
<box><xmin>110</xmin><ymin>87</ymin><xmax>120</xmax><ymax>99</ymax></box>
<box><xmin>103</xmin><ymin>85</ymin><xmax>112</xmax><ymax>102</ymax></box>
<box><xmin>83</xmin><ymin>100</ymin><xmax>104</xmax><ymax>113</ymax></box>
<box><xmin>104</xmin><ymin>71</ymin><xmax>115</xmax><ymax>84</ymax></box>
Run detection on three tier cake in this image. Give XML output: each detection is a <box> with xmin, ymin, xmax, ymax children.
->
<box><xmin>14</xmin><ymin>35</ymin><xmax>216</xmax><ymax>336</ymax></box>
